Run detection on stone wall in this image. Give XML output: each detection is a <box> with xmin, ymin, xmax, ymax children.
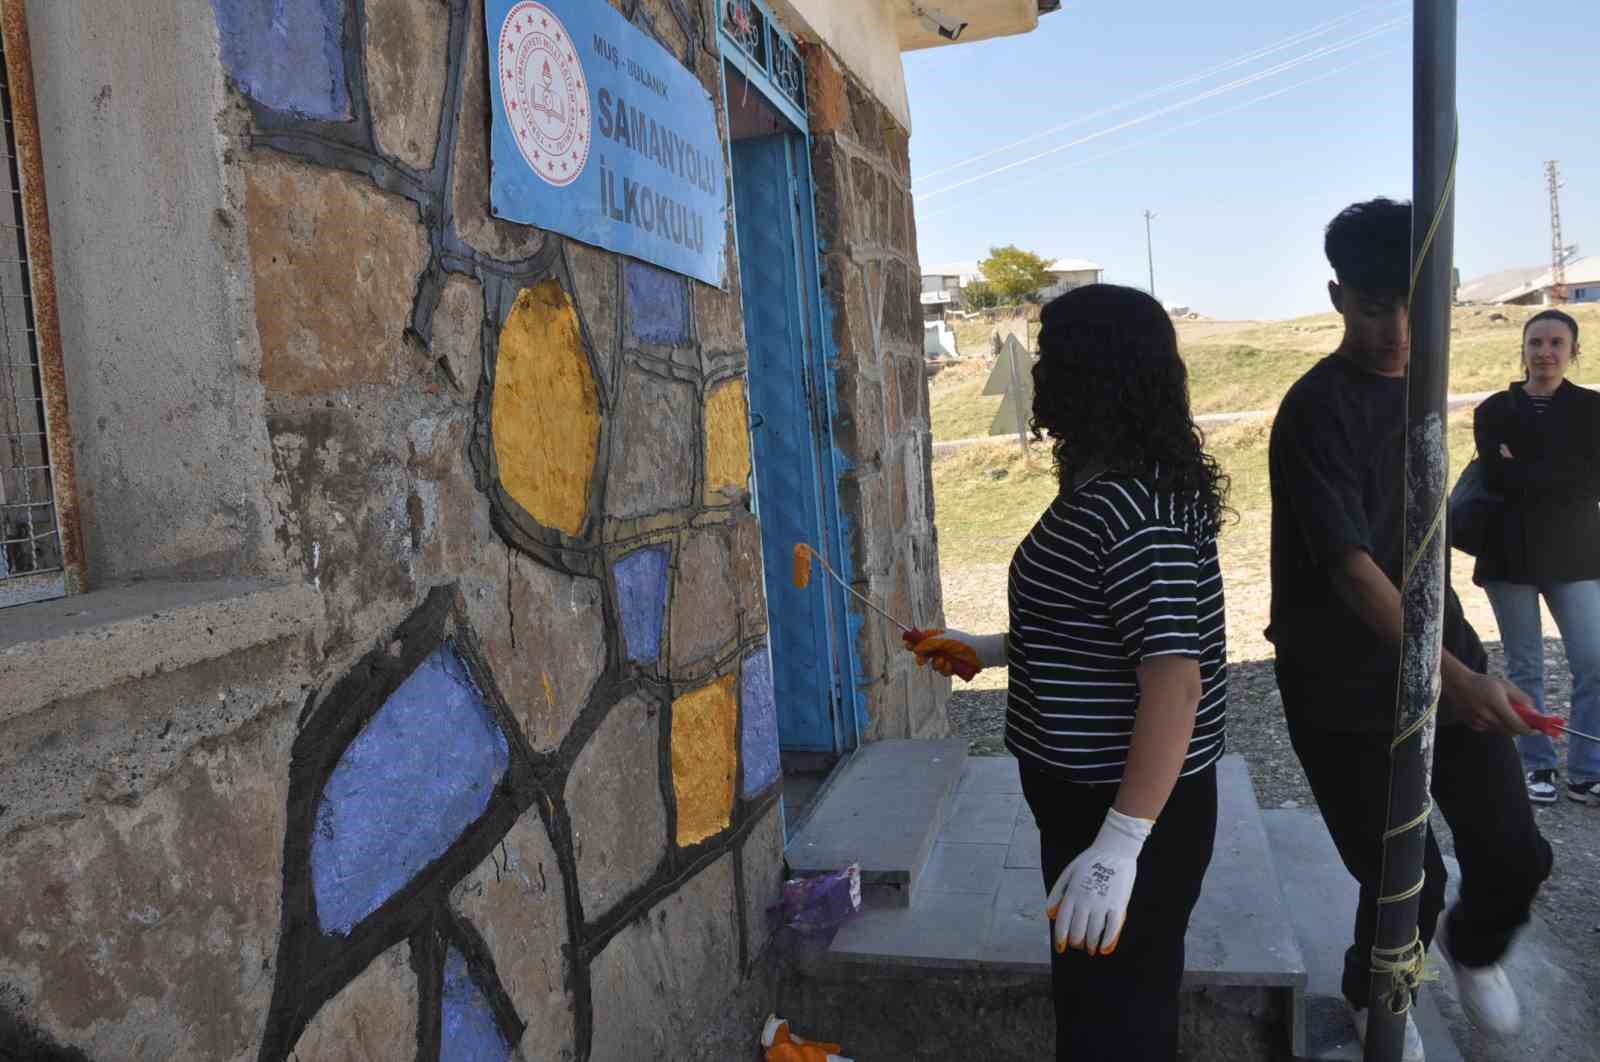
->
<box><xmin>2</xmin><ymin>0</ymin><xmax>962</xmax><ymax>1057</ymax></box>
<box><xmin>805</xmin><ymin>42</ymin><xmax>952</xmax><ymax>741</ymax></box>
<box><xmin>0</xmin><ymin>1</ymin><xmax>793</xmax><ymax>1059</ymax></box>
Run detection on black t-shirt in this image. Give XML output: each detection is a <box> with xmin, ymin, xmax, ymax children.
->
<box><xmin>1267</xmin><ymin>354</ymin><xmax>1486</xmax><ymax>730</ymax></box>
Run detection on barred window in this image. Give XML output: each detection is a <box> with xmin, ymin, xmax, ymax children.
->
<box><xmin>0</xmin><ymin>8</ymin><xmax>80</xmax><ymax>608</ymax></box>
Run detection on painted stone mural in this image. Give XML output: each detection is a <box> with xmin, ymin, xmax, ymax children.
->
<box><xmin>200</xmin><ymin>1</ymin><xmax>786</xmax><ymax>1059</ymax></box>
<box><xmin>260</xmin><ymin>589</ymin><xmax>540</xmax><ymax>1060</ymax></box>
<box><xmin>311</xmin><ymin>644</ymin><xmax>512</xmax><ymax>936</ymax></box>
<box><xmin>740</xmin><ymin>647</ymin><xmax>781</xmax><ymax>798</ymax></box>
<box><xmin>490</xmin><ymin>281</ymin><xmax>602</xmax><ymax>539</ymax></box>
<box><xmin>613</xmin><ymin>545</ymin><xmax>671</xmax><ymax>664</ymax></box>
<box><xmin>212</xmin><ymin>0</ymin><xmax>352</xmax><ymax>120</ymax></box>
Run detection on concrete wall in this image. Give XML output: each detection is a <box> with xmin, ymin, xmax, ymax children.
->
<box><xmin>2</xmin><ymin>1</ymin><xmax>955</xmax><ymax>1058</ymax></box>
<box><xmin>804</xmin><ymin>40</ymin><xmax>952</xmax><ymax>741</ymax></box>
<box><xmin>27</xmin><ymin>0</ymin><xmax>284</xmax><ymax>583</ymax></box>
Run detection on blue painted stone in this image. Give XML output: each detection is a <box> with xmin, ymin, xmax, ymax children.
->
<box><xmin>740</xmin><ymin>648</ymin><xmax>780</xmax><ymax>797</ymax></box>
<box><xmin>614</xmin><ymin>546</ymin><xmax>670</xmax><ymax>664</ymax></box>
<box><xmin>211</xmin><ymin>0</ymin><xmax>351</xmax><ymax>120</ymax></box>
<box><xmin>440</xmin><ymin>948</ymin><xmax>513</xmax><ymax>1062</ymax></box>
<box><xmin>311</xmin><ymin>644</ymin><xmax>510</xmax><ymax>936</ymax></box>
<box><xmin>624</xmin><ymin>260</ymin><xmax>691</xmax><ymax>346</ymax></box>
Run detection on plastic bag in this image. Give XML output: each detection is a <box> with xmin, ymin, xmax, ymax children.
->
<box><xmin>778</xmin><ymin>863</ymin><xmax>861</xmax><ymax>936</ymax></box>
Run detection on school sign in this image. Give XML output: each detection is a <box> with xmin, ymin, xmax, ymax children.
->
<box><xmin>486</xmin><ymin>0</ymin><xmax>727</xmax><ymax>286</ymax></box>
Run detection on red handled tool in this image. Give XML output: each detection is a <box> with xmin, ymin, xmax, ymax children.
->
<box><xmin>1513</xmin><ymin>701</ymin><xmax>1600</xmax><ymax>745</ymax></box>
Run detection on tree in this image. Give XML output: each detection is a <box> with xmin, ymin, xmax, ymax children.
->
<box><xmin>979</xmin><ymin>245</ymin><xmax>1054</xmax><ymax>304</ymax></box>
<box><xmin>962</xmin><ymin>278</ymin><xmax>1002</xmax><ymax>310</ymax></box>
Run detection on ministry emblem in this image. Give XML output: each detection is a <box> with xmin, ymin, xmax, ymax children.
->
<box><xmin>498</xmin><ymin>2</ymin><xmax>590</xmax><ymax>187</ymax></box>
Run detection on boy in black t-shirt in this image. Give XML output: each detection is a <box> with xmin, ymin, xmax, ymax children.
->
<box><xmin>1268</xmin><ymin>198</ymin><xmax>1552</xmax><ymax>1053</ymax></box>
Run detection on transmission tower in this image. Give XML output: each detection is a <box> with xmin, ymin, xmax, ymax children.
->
<box><xmin>1547</xmin><ymin>160</ymin><xmax>1569</xmax><ymax>305</ymax></box>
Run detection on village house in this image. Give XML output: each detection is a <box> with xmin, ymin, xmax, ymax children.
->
<box><xmin>0</xmin><ymin>1</ymin><xmax>1060</xmax><ymax>1059</ymax></box>
<box><xmin>919</xmin><ymin>256</ymin><xmax>1105</xmax><ymax>318</ymax></box>
<box><xmin>1458</xmin><ymin>256</ymin><xmax>1600</xmax><ymax>305</ymax></box>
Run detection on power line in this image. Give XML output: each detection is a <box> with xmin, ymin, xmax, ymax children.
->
<box><xmin>917</xmin><ymin>0</ymin><xmax>1405</xmax><ymax>183</ymax></box>
<box><xmin>915</xmin><ymin>51</ymin><xmax>1390</xmax><ymax>221</ymax></box>
<box><xmin>915</xmin><ymin>16</ymin><xmax>1408</xmax><ymax>202</ymax></box>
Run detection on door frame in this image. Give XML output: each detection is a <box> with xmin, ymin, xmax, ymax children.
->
<box><xmin>715</xmin><ymin>0</ymin><xmax>863</xmax><ymax>757</ymax></box>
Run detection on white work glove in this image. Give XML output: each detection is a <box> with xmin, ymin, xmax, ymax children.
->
<box><xmin>1045</xmin><ymin>808</ymin><xmax>1154</xmax><ymax>956</ymax></box>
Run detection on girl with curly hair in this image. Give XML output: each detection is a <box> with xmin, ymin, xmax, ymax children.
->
<box><xmin>907</xmin><ymin>284</ymin><xmax>1228</xmax><ymax>1060</ymax></box>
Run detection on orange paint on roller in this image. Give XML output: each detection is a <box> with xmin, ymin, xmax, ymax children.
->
<box><xmin>793</xmin><ymin>541</ymin><xmax>979</xmax><ymax>682</ymax></box>
<box><xmin>792</xmin><ymin>543</ymin><xmax>813</xmax><ymax>588</ymax></box>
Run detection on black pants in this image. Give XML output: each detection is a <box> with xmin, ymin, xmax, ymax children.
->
<box><xmin>1020</xmin><ymin>763</ymin><xmax>1218</xmax><ymax>1062</ymax></box>
<box><xmin>1278</xmin><ymin>664</ymin><xmax>1554</xmax><ymax>1008</ymax></box>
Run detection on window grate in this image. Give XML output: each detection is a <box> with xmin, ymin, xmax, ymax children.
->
<box><xmin>0</xmin><ymin>11</ymin><xmax>73</xmax><ymax>608</ymax></box>
<box><xmin>720</xmin><ymin>0</ymin><xmax>805</xmax><ymax>118</ymax></box>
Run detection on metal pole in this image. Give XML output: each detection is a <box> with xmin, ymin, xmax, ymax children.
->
<box><xmin>1365</xmin><ymin>3</ymin><xmax>1455</xmax><ymax>1060</ymax></box>
<box><xmin>1144</xmin><ymin>210</ymin><xmax>1157</xmax><ymax>298</ymax></box>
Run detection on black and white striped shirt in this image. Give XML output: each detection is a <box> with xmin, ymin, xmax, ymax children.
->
<box><xmin>1528</xmin><ymin>392</ymin><xmax>1553</xmax><ymax>415</ymax></box>
<box><xmin>1004</xmin><ymin>474</ymin><xmax>1227</xmax><ymax>785</ymax></box>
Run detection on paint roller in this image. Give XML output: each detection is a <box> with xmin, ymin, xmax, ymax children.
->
<box><xmin>791</xmin><ymin>543</ymin><xmax>979</xmax><ymax>681</ymax></box>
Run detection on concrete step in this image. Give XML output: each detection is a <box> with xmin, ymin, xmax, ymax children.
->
<box><xmin>817</xmin><ymin>754</ymin><xmax>1308</xmax><ymax>1057</ymax></box>
<box><xmin>785</xmin><ymin>738</ymin><xmax>969</xmax><ymax>908</ymax></box>
<box><xmin>1262</xmin><ymin>809</ymin><xmax>1464</xmax><ymax>1062</ymax></box>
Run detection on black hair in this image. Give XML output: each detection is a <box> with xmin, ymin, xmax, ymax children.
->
<box><xmin>1030</xmin><ymin>284</ymin><xmax>1229</xmax><ymax>531</ymax></box>
<box><xmin>1523</xmin><ymin>308</ymin><xmax>1580</xmax><ymax>347</ymax></box>
<box><xmin>1325</xmin><ymin>197</ymin><xmax>1411</xmax><ymax>296</ymax></box>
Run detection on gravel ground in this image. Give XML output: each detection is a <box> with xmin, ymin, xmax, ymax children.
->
<box><xmin>946</xmin><ymin>640</ymin><xmax>1600</xmax><ymax>1012</ymax></box>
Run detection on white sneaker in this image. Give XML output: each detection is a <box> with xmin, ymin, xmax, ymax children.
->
<box><xmin>1436</xmin><ymin>920</ymin><xmax>1522</xmax><ymax>1034</ymax></box>
<box><xmin>1350</xmin><ymin>1004</ymin><xmax>1425</xmax><ymax>1062</ymax></box>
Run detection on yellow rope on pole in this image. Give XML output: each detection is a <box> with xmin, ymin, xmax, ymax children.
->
<box><xmin>1370</xmin><ymin>931</ymin><xmax>1437</xmax><ymax>1015</ymax></box>
<box><xmin>1381</xmin><ymin>800</ymin><xmax>1434</xmax><ymax>843</ymax></box>
<box><xmin>1391</xmin><ymin>692</ymin><xmax>1439</xmax><ymax>751</ymax></box>
<box><xmin>1400</xmin><ymin>498</ymin><xmax>1448</xmax><ymax>590</ymax></box>
<box><xmin>1370</xmin><ymin>113</ymin><xmax>1460</xmax><ymax>1021</ymax></box>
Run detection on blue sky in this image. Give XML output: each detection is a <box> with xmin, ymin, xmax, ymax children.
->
<box><xmin>904</xmin><ymin>0</ymin><xmax>1598</xmax><ymax>320</ymax></box>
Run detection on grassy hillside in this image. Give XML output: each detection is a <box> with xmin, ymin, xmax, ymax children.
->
<box><xmin>931</xmin><ymin>303</ymin><xmax>1600</xmax><ymax>441</ymax></box>
<box><xmin>932</xmin><ymin>409</ymin><xmax>1478</xmax><ymax>672</ymax></box>
<box><xmin>936</xmin><ymin>410</ymin><xmax>1476</xmax><ymax>563</ymax></box>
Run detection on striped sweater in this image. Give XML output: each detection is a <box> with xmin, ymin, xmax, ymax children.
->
<box><xmin>1005</xmin><ymin>474</ymin><xmax>1227</xmax><ymax>784</ymax></box>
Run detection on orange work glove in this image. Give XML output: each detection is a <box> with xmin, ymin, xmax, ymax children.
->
<box><xmin>762</xmin><ymin>1015</ymin><xmax>849</xmax><ymax>1062</ymax></box>
<box><xmin>902</xmin><ymin>628</ymin><xmax>982</xmax><ymax>681</ymax></box>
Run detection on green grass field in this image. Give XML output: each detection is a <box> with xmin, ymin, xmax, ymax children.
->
<box><xmin>931</xmin><ymin>303</ymin><xmax>1600</xmax><ymax>442</ymax></box>
<box><xmin>934</xmin><ymin>411</ymin><xmax>1477</xmax><ymax>566</ymax></box>
<box><xmin>932</xmin><ymin>410</ymin><xmax>1479</xmax><ymax>669</ymax></box>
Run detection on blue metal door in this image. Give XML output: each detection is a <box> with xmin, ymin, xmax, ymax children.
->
<box><xmin>731</xmin><ymin>133</ymin><xmax>844</xmax><ymax>753</ymax></box>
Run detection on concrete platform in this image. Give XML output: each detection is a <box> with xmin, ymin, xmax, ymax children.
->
<box><xmin>823</xmin><ymin>753</ymin><xmax>1307</xmax><ymax>1054</ymax></box>
<box><xmin>785</xmin><ymin>739</ymin><xmax>969</xmax><ymax>907</ymax></box>
<box><xmin>1262</xmin><ymin>809</ymin><xmax>1464</xmax><ymax>1062</ymax></box>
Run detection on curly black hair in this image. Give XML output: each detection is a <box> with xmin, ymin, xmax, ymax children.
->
<box><xmin>1030</xmin><ymin>284</ymin><xmax>1230</xmax><ymax>531</ymax></box>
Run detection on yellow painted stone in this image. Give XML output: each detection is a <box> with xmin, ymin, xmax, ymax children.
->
<box><xmin>492</xmin><ymin>280</ymin><xmax>600</xmax><ymax>537</ymax></box>
<box><xmin>704</xmin><ymin>379</ymin><xmax>753</xmax><ymax>504</ymax></box>
<box><xmin>671</xmin><ymin>674</ymin><xmax>739</xmax><ymax>846</ymax></box>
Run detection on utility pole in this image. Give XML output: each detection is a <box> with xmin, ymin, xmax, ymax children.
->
<box><xmin>1143</xmin><ymin>210</ymin><xmax>1157</xmax><ymax>299</ymax></box>
<box><xmin>1366</xmin><ymin>2</ymin><xmax>1455</xmax><ymax>1060</ymax></box>
<box><xmin>1547</xmin><ymin>160</ymin><xmax>1568</xmax><ymax>305</ymax></box>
